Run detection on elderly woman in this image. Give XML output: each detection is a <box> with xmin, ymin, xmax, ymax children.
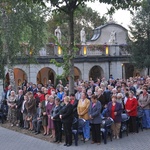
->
<box><xmin>107</xmin><ymin>95</ymin><xmax>122</xmax><ymax>139</ymax></box>
<box><xmin>125</xmin><ymin>90</ymin><xmax>138</xmax><ymax>133</ymax></box>
<box><xmin>7</xmin><ymin>91</ymin><xmax>18</xmax><ymax>127</ymax></box>
<box><xmin>25</xmin><ymin>92</ymin><xmax>36</xmax><ymax>130</ymax></box>
<box><xmin>60</xmin><ymin>96</ymin><xmax>73</xmax><ymax>147</ymax></box>
<box><xmin>77</xmin><ymin>92</ymin><xmax>90</xmax><ymax>141</ymax></box>
<box><xmin>88</xmin><ymin>94</ymin><xmax>102</xmax><ymax>144</ymax></box>
<box><xmin>116</xmin><ymin>93</ymin><xmax>124</xmax><ymax>109</ymax></box>
<box><xmin>46</xmin><ymin>95</ymin><xmax>55</xmax><ymax>137</ymax></box>
<box><xmin>87</xmin><ymin>89</ymin><xmax>92</xmax><ymax>100</ymax></box>
<box><xmin>138</xmin><ymin>86</ymin><xmax>150</xmax><ymax>129</ymax></box>
<box><xmin>97</xmin><ymin>88</ymin><xmax>106</xmax><ymax>112</ymax></box>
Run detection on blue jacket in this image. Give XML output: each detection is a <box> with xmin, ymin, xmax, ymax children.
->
<box><xmin>88</xmin><ymin>101</ymin><xmax>102</xmax><ymax>124</ymax></box>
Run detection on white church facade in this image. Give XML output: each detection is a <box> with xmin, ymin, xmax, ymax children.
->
<box><xmin>4</xmin><ymin>22</ymin><xmax>147</xmax><ymax>87</ymax></box>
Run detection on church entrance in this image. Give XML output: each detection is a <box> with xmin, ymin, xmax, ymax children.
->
<box><xmin>37</xmin><ymin>67</ymin><xmax>55</xmax><ymax>85</ymax></box>
<box><xmin>5</xmin><ymin>68</ymin><xmax>27</xmax><ymax>88</ymax></box>
<box><xmin>89</xmin><ymin>65</ymin><xmax>104</xmax><ymax>81</ymax></box>
<box><xmin>74</xmin><ymin>67</ymin><xmax>81</xmax><ymax>81</ymax></box>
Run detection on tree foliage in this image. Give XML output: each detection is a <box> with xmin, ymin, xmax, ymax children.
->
<box><xmin>128</xmin><ymin>0</ymin><xmax>150</xmax><ymax>70</ymax></box>
<box><xmin>99</xmin><ymin>0</ymin><xmax>142</xmax><ymax>14</ymax></box>
<box><xmin>0</xmin><ymin>0</ymin><xmax>49</xmax><ymax>65</ymax></box>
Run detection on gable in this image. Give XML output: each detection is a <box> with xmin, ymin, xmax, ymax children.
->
<box><xmin>87</xmin><ymin>23</ymin><xmax>128</xmax><ymax>45</ymax></box>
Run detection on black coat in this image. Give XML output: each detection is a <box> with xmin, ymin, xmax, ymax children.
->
<box><xmin>71</xmin><ymin>99</ymin><xmax>78</xmax><ymax>118</ymax></box>
<box><xmin>60</xmin><ymin>103</ymin><xmax>73</xmax><ymax>123</ymax></box>
<box><xmin>17</xmin><ymin>95</ymin><xmax>24</xmax><ymax>111</ymax></box>
<box><xmin>5</xmin><ymin>90</ymin><xmax>12</xmax><ymax>100</ymax></box>
<box><xmin>97</xmin><ymin>94</ymin><xmax>107</xmax><ymax>109</ymax></box>
<box><xmin>103</xmin><ymin>90</ymin><xmax>112</xmax><ymax>103</ymax></box>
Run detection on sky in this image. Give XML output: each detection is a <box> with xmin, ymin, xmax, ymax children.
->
<box><xmin>86</xmin><ymin>1</ymin><xmax>132</xmax><ymax>30</ymax></box>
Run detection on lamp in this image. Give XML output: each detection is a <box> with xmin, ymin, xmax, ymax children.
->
<box><xmin>83</xmin><ymin>45</ymin><xmax>87</xmax><ymax>55</ymax></box>
<box><xmin>58</xmin><ymin>46</ymin><xmax>62</xmax><ymax>55</ymax></box>
<box><xmin>105</xmin><ymin>46</ymin><xmax>109</xmax><ymax>55</ymax></box>
<box><xmin>29</xmin><ymin>48</ymin><xmax>33</xmax><ymax>56</ymax></box>
<box><xmin>29</xmin><ymin>51</ymin><xmax>33</xmax><ymax>55</ymax></box>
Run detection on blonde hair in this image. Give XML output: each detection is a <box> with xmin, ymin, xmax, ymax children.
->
<box><xmin>98</xmin><ymin>88</ymin><xmax>103</xmax><ymax>92</ymax></box>
<box><xmin>117</xmin><ymin>93</ymin><xmax>123</xmax><ymax>98</ymax></box>
<box><xmin>64</xmin><ymin>96</ymin><xmax>70</xmax><ymax>103</ymax></box>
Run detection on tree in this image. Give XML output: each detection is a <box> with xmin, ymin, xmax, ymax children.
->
<box><xmin>22</xmin><ymin>0</ymin><xmax>142</xmax><ymax>94</ymax></box>
<box><xmin>0</xmin><ymin>0</ymin><xmax>48</xmax><ymax>88</ymax></box>
<box><xmin>128</xmin><ymin>0</ymin><xmax>150</xmax><ymax>75</ymax></box>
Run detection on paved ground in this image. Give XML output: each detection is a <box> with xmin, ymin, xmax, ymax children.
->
<box><xmin>0</xmin><ymin>126</ymin><xmax>150</xmax><ymax>150</ymax></box>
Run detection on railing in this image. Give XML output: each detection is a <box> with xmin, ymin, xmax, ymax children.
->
<box><xmin>17</xmin><ymin>44</ymin><xmax>130</xmax><ymax>57</ymax></box>
<box><xmin>86</xmin><ymin>49</ymin><xmax>104</xmax><ymax>56</ymax></box>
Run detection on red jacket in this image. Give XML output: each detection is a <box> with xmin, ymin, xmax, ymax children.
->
<box><xmin>125</xmin><ymin>97</ymin><xmax>138</xmax><ymax>116</ymax></box>
<box><xmin>48</xmin><ymin>88</ymin><xmax>55</xmax><ymax>95</ymax></box>
<box><xmin>37</xmin><ymin>94</ymin><xmax>45</xmax><ymax>102</ymax></box>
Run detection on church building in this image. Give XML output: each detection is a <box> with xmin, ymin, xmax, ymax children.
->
<box><xmin>4</xmin><ymin>21</ymin><xmax>147</xmax><ymax>87</ymax></box>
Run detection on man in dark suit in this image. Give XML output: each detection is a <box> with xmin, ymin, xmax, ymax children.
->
<box><xmin>89</xmin><ymin>80</ymin><xmax>96</xmax><ymax>94</ymax></box>
<box><xmin>5</xmin><ymin>85</ymin><xmax>12</xmax><ymax>100</ymax></box>
<box><xmin>26</xmin><ymin>82</ymin><xmax>33</xmax><ymax>92</ymax></box>
<box><xmin>32</xmin><ymin>103</ymin><xmax>42</xmax><ymax>135</ymax></box>
<box><xmin>32</xmin><ymin>84</ymin><xmax>38</xmax><ymax>95</ymax></box>
<box><xmin>16</xmin><ymin>90</ymin><xmax>24</xmax><ymax>128</ymax></box>
<box><xmin>103</xmin><ymin>88</ymin><xmax>112</xmax><ymax>103</ymax></box>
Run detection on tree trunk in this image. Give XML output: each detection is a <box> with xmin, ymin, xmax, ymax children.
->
<box><xmin>68</xmin><ymin>10</ymin><xmax>75</xmax><ymax>95</ymax></box>
<box><xmin>2</xmin><ymin>9</ymin><xmax>16</xmax><ymax>91</ymax></box>
<box><xmin>8</xmin><ymin>65</ymin><xmax>15</xmax><ymax>90</ymax></box>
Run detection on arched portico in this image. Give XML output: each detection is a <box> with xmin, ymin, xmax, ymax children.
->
<box><xmin>89</xmin><ymin>65</ymin><xmax>104</xmax><ymax>81</ymax></box>
<box><xmin>37</xmin><ymin>67</ymin><xmax>56</xmax><ymax>85</ymax></box>
<box><xmin>5</xmin><ymin>68</ymin><xmax>27</xmax><ymax>88</ymax></box>
<box><xmin>74</xmin><ymin>67</ymin><xmax>82</xmax><ymax>80</ymax></box>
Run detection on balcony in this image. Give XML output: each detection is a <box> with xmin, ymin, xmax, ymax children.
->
<box><xmin>18</xmin><ymin>43</ymin><xmax>130</xmax><ymax>58</ymax></box>
<box><xmin>37</xmin><ymin>44</ymin><xmax>106</xmax><ymax>57</ymax></box>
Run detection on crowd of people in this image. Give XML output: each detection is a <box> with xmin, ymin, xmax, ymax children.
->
<box><xmin>0</xmin><ymin>75</ymin><xmax>150</xmax><ymax>146</ymax></box>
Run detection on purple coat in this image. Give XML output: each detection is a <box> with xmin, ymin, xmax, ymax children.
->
<box><xmin>107</xmin><ymin>102</ymin><xmax>122</xmax><ymax>123</ymax></box>
<box><xmin>46</xmin><ymin>102</ymin><xmax>54</xmax><ymax>129</ymax></box>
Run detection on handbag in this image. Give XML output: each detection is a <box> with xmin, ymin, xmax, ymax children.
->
<box><xmin>26</xmin><ymin>114</ymin><xmax>32</xmax><ymax>121</ymax></box>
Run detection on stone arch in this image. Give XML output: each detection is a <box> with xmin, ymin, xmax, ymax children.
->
<box><xmin>37</xmin><ymin>67</ymin><xmax>56</xmax><ymax>85</ymax></box>
<box><xmin>74</xmin><ymin>66</ymin><xmax>82</xmax><ymax>81</ymax></box>
<box><xmin>89</xmin><ymin>65</ymin><xmax>104</xmax><ymax>81</ymax></box>
<box><xmin>14</xmin><ymin>68</ymin><xmax>27</xmax><ymax>86</ymax></box>
<box><xmin>5</xmin><ymin>68</ymin><xmax>27</xmax><ymax>87</ymax></box>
